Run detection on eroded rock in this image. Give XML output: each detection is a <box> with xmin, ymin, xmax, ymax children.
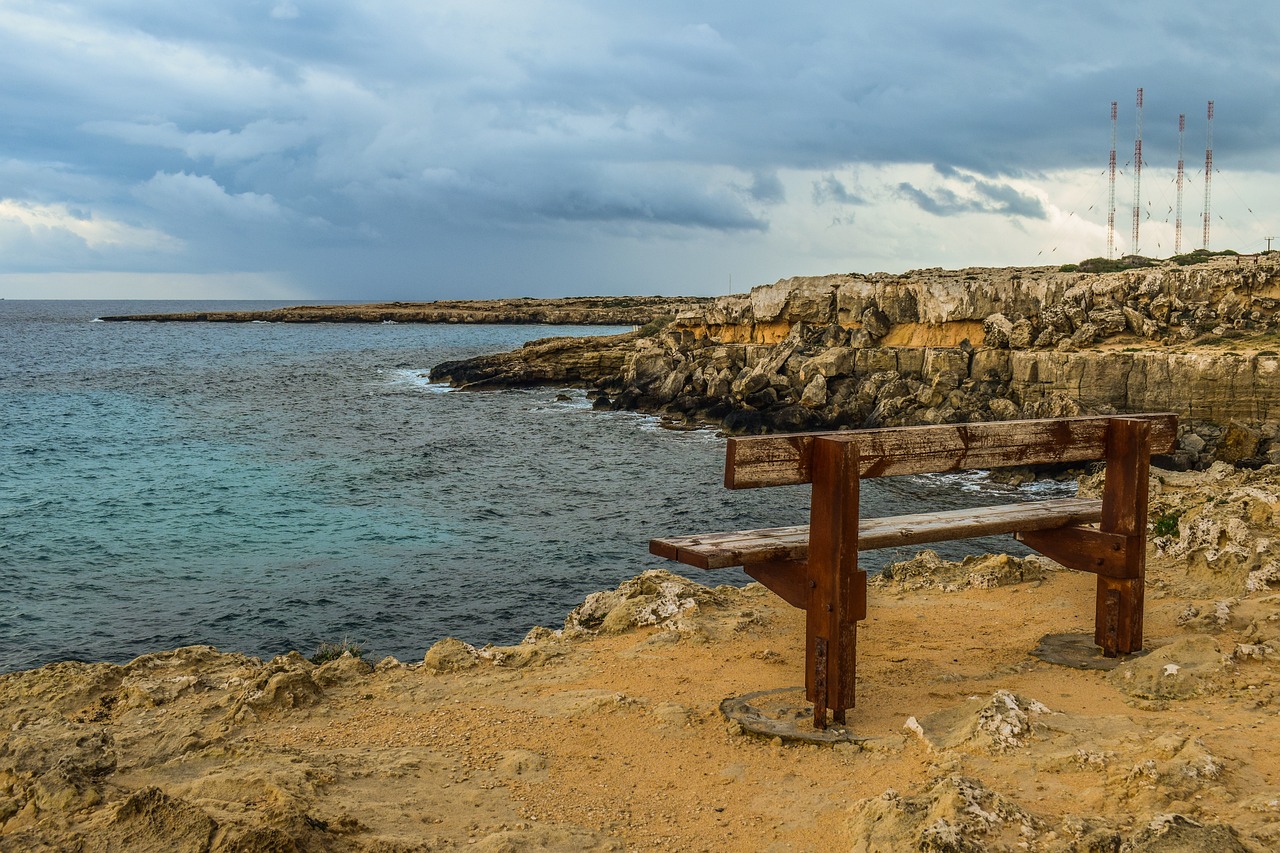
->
<box><xmin>847</xmin><ymin>775</ymin><xmax>1043</xmax><ymax>851</ymax></box>
<box><xmin>563</xmin><ymin>569</ymin><xmax>730</xmax><ymax>636</ymax></box>
<box><xmin>875</xmin><ymin>550</ymin><xmax>1050</xmax><ymax>592</ymax></box>
<box><xmin>1108</xmin><ymin>636</ymin><xmax>1229</xmax><ymax>699</ymax></box>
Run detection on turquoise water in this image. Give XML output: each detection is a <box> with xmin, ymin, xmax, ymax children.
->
<box><xmin>0</xmin><ymin>301</ymin><xmax>1063</xmax><ymax>671</ymax></box>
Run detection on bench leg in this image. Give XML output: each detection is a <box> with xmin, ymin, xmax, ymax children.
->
<box><xmin>1096</xmin><ymin>418</ymin><xmax>1151</xmax><ymax>655</ymax></box>
<box><xmin>807</xmin><ymin>437</ymin><xmax>865</xmax><ymax>728</ymax></box>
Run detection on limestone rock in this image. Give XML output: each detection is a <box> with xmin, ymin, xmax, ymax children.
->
<box><xmin>563</xmin><ymin>569</ymin><xmax>728</xmax><ymax>636</ymax></box>
<box><xmin>861</xmin><ymin>306</ymin><xmax>892</xmax><ymax>339</ymax></box>
<box><xmin>1218</xmin><ymin>420</ymin><xmax>1262</xmax><ymax>463</ymax></box>
<box><xmin>800</xmin><ymin>375</ymin><xmax>828</xmax><ymax>408</ymax></box>
<box><xmin>312</xmin><ymin>652</ymin><xmax>373</xmax><ymax>688</ymax></box>
<box><xmin>1150</xmin><ymin>463</ymin><xmax>1280</xmax><ymax>595</ymax></box>
<box><xmin>905</xmin><ymin>690</ymin><xmax>1053</xmax><ymax>754</ymax></box>
<box><xmin>423</xmin><ymin>256</ymin><xmax>1280</xmax><ymax>461</ymax></box>
<box><xmin>91</xmin><ymin>787</ymin><xmax>217</xmax><ymax>853</ymax></box>
<box><xmin>1008</xmin><ymin>317</ymin><xmax>1036</xmax><ymax>348</ymax></box>
<box><xmin>847</xmin><ymin>775</ymin><xmax>1042</xmax><ymax>852</ymax></box>
<box><xmin>875</xmin><ymin>550</ymin><xmax>1048</xmax><ymax>592</ymax></box>
<box><xmin>1125</xmin><ymin>813</ymin><xmax>1251</xmax><ymax>852</ymax></box>
<box><xmin>423</xmin><ymin>637</ymin><xmax>481</xmax><ymax>672</ymax></box>
<box><xmin>797</xmin><ymin>346</ymin><xmax>856</xmax><ymax>381</ymax></box>
<box><xmin>1108</xmin><ymin>636</ymin><xmax>1229</xmax><ymax>699</ymax></box>
<box><xmin>982</xmin><ymin>312</ymin><xmax>1013</xmax><ymax>348</ymax></box>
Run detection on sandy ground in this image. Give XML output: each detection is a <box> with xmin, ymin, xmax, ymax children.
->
<box><xmin>5</xmin><ymin>526</ymin><xmax>1280</xmax><ymax>851</ymax></box>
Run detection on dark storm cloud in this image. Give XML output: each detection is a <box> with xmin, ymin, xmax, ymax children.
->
<box><xmin>0</xmin><ymin>0</ymin><xmax>1277</xmax><ymax>297</ymax></box>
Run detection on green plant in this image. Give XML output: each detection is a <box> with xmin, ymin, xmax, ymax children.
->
<box><xmin>1065</xmin><ymin>256</ymin><xmax>1155</xmax><ymax>274</ymax></box>
<box><xmin>636</xmin><ymin>314</ymin><xmax>675</xmax><ymax>337</ymax></box>
<box><xmin>1171</xmin><ymin>248</ymin><xmax>1241</xmax><ymax>265</ymax></box>
<box><xmin>1152</xmin><ymin>511</ymin><xmax>1181</xmax><ymax>538</ymax></box>
<box><xmin>310</xmin><ymin>639</ymin><xmax>365</xmax><ymax>665</ymax></box>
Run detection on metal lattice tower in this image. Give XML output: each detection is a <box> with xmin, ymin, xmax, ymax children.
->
<box><xmin>1131</xmin><ymin>88</ymin><xmax>1144</xmax><ymax>255</ymax></box>
<box><xmin>1107</xmin><ymin>101</ymin><xmax>1118</xmax><ymax>259</ymax></box>
<box><xmin>1176</xmin><ymin>113</ymin><xmax>1186</xmax><ymax>254</ymax></box>
<box><xmin>1203</xmin><ymin>100</ymin><xmax>1214</xmax><ymax>250</ymax></box>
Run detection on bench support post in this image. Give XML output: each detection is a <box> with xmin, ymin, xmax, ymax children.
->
<box><xmin>1095</xmin><ymin>417</ymin><xmax>1151</xmax><ymax>655</ymax></box>
<box><xmin>807</xmin><ymin>437</ymin><xmax>866</xmax><ymax>728</ymax></box>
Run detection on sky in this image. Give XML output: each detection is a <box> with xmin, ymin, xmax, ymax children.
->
<box><xmin>2</xmin><ymin>1</ymin><xmax>1278</xmax><ymax>301</ymax></box>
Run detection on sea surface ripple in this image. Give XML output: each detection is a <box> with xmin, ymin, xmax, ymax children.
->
<box><xmin>0</xmin><ymin>300</ymin><xmax>1068</xmax><ymax>672</ymax></box>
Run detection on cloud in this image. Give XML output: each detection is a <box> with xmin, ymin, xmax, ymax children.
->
<box><xmin>0</xmin><ymin>1</ymin><xmax>1276</xmax><ymax>297</ymax></box>
<box><xmin>812</xmin><ymin>174</ymin><xmax>865</xmax><ymax>206</ymax></box>
<box><xmin>0</xmin><ymin>198</ymin><xmax>179</xmax><ymax>251</ymax></box>
<box><xmin>897</xmin><ymin>167</ymin><xmax>1047</xmax><ymax>219</ymax></box>
<box><xmin>135</xmin><ymin>172</ymin><xmax>286</xmax><ymax>222</ymax></box>
<box><xmin>83</xmin><ymin>120</ymin><xmax>315</xmax><ymax>165</ymax></box>
<box><xmin>746</xmin><ymin>171</ymin><xmax>785</xmax><ymax>204</ymax></box>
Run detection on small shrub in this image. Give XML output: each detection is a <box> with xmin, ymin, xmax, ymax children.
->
<box><xmin>1067</xmin><ymin>256</ymin><xmax>1154</xmax><ymax>273</ymax></box>
<box><xmin>310</xmin><ymin>639</ymin><xmax>365</xmax><ymax>665</ymax></box>
<box><xmin>1152</xmin><ymin>511</ymin><xmax>1181</xmax><ymax>538</ymax></box>
<box><xmin>637</xmin><ymin>314</ymin><xmax>675</xmax><ymax>337</ymax></box>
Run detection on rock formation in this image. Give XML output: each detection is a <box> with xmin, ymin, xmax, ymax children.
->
<box><xmin>97</xmin><ymin>295</ymin><xmax>711</xmax><ymax>326</ymax></box>
<box><xmin>432</xmin><ymin>253</ymin><xmax>1280</xmax><ymax>466</ymax></box>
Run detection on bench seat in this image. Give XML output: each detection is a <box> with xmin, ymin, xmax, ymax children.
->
<box><xmin>650</xmin><ymin>496</ymin><xmax>1104</xmax><ymax>570</ymax></box>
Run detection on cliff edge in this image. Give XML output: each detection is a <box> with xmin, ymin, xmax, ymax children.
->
<box><xmin>433</xmin><ymin>253</ymin><xmax>1280</xmax><ymax>466</ymax></box>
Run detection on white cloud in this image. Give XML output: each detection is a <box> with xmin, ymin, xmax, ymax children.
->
<box><xmin>0</xmin><ymin>199</ymin><xmax>179</xmax><ymax>251</ymax></box>
<box><xmin>135</xmin><ymin>172</ymin><xmax>285</xmax><ymax>221</ymax></box>
<box><xmin>82</xmin><ymin>120</ymin><xmax>314</xmax><ymax>165</ymax></box>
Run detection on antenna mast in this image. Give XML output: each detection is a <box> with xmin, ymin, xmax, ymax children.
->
<box><xmin>1176</xmin><ymin>113</ymin><xmax>1186</xmax><ymax>254</ymax></box>
<box><xmin>1203</xmin><ymin>100</ymin><xmax>1214</xmax><ymax>249</ymax></box>
<box><xmin>1131</xmin><ymin>87</ymin><xmax>1143</xmax><ymax>255</ymax></box>
<box><xmin>1108</xmin><ymin>100</ymin><xmax>1118</xmax><ymax>259</ymax></box>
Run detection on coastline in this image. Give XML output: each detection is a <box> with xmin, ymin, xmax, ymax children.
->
<box><xmin>430</xmin><ymin>255</ymin><xmax>1280</xmax><ymax>469</ymax></box>
<box><xmin>93</xmin><ymin>295</ymin><xmax>711</xmax><ymax>326</ymax></box>
<box><xmin>5</xmin><ymin>462</ymin><xmax>1280</xmax><ymax>850</ymax></box>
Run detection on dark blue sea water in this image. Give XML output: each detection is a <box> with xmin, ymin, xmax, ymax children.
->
<box><xmin>0</xmin><ymin>300</ymin><xmax>1067</xmax><ymax>672</ymax></box>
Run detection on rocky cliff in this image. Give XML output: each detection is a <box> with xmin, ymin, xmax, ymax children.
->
<box><xmin>432</xmin><ymin>254</ymin><xmax>1280</xmax><ymax>466</ymax></box>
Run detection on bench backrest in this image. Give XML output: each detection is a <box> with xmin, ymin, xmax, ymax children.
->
<box><xmin>725</xmin><ymin>414</ymin><xmax>1178</xmax><ymax>489</ymax></box>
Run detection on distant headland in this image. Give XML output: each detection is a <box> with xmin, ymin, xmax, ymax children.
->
<box><xmin>96</xmin><ymin>295</ymin><xmax>711</xmax><ymax>326</ymax></box>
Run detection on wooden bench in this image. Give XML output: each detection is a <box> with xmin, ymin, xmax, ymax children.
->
<box><xmin>650</xmin><ymin>414</ymin><xmax>1178</xmax><ymax>729</ymax></box>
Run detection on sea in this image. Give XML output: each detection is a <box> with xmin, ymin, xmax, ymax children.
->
<box><xmin>0</xmin><ymin>300</ymin><xmax>1073</xmax><ymax>673</ymax></box>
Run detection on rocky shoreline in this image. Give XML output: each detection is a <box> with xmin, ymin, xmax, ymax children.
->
<box><xmin>431</xmin><ymin>254</ymin><xmax>1280</xmax><ymax>468</ymax></box>
<box><xmin>96</xmin><ymin>296</ymin><xmax>711</xmax><ymax>326</ymax></box>
<box><xmin>5</xmin><ymin>461</ymin><xmax>1280</xmax><ymax>850</ymax></box>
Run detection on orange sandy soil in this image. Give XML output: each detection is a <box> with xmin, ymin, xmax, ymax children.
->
<box><xmin>4</xmin><ymin>550</ymin><xmax>1280</xmax><ymax>851</ymax></box>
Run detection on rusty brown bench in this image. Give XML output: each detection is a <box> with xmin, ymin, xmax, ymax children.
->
<box><xmin>650</xmin><ymin>414</ymin><xmax>1177</xmax><ymax>729</ymax></box>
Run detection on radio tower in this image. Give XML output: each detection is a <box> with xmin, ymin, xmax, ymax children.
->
<box><xmin>1107</xmin><ymin>101</ymin><xmax>1118</xmax><ymax>259</ymax></box>
<box><xmin>1203</xmin><ymin>100</ymin><xmax>1214</xmax><ymax>249</ymax></box>
<box><xmin>1175</xmin><ymin>113</ymin><xmax>1186</xmax><ymax>254</ymax></box>
<box><xmin>1131</xmin><ymin>87</ymin><xmax>1144</xmax><ymax>255</ymax></box>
